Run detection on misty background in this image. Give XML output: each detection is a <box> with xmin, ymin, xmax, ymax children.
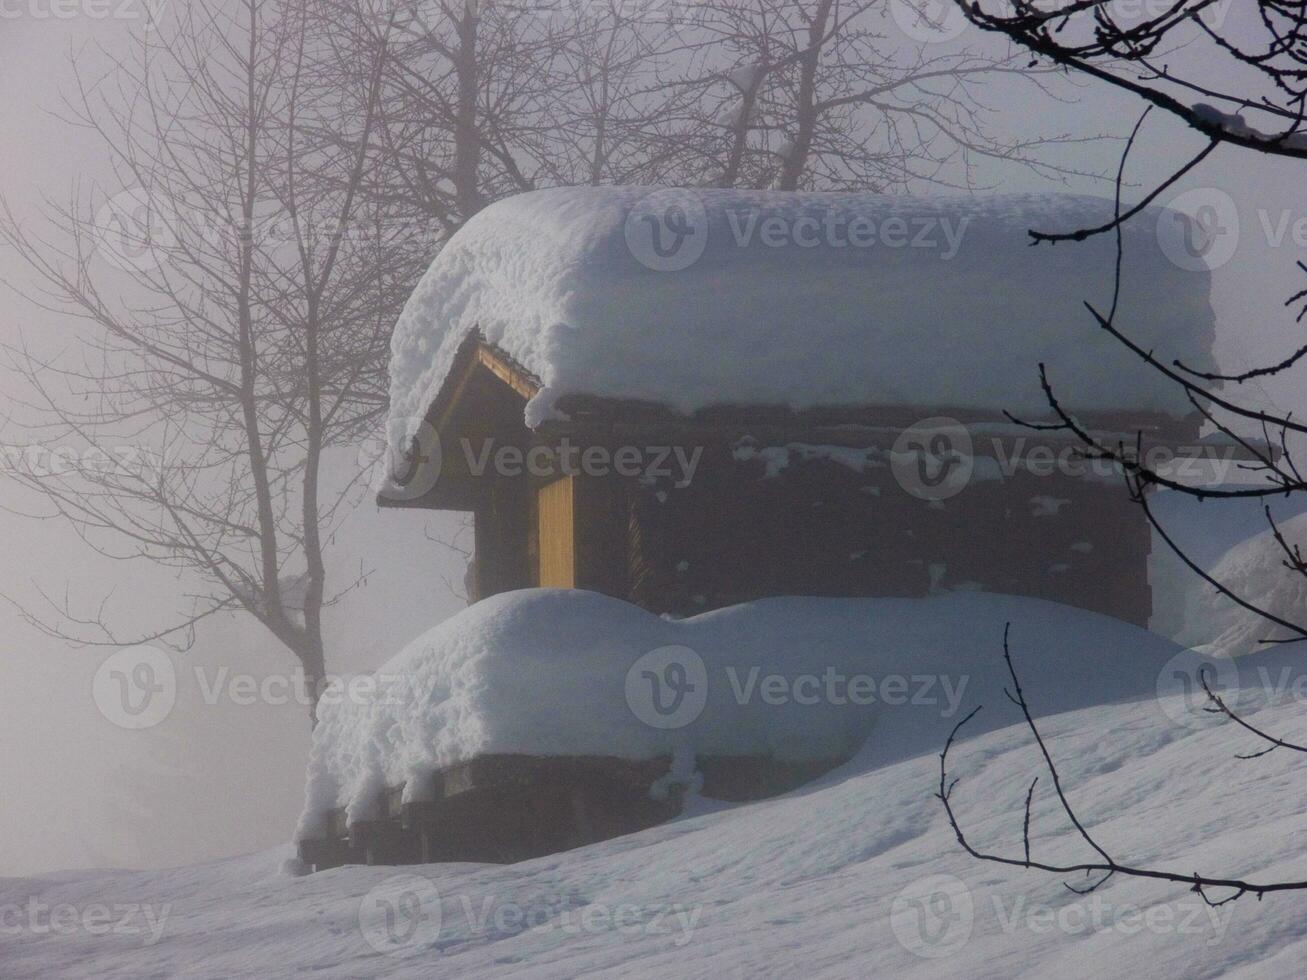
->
<box><xmin>0</xmin><ymin>4</ymin><xmax>1301</xmax><ymax>876</ymax></box>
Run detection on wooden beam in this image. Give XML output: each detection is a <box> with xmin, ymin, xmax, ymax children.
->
<box><xmin>476</xmin><ymin>343</ymin><xmax>541</xmax><ymax>401</ymax></box>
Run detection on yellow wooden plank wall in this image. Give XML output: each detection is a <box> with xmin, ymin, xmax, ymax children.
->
<box><xmin>536</xmin><ymin>476</ymin><xmax>576</xmax><ymax>588</ymax></box>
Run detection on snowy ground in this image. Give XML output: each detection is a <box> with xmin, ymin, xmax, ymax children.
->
<box><xmin>8</xmin><ymin>639</ymin><xmax>1307</xmax><ymax>978</ymax></box>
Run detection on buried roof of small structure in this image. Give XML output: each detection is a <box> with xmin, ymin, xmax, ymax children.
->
<box><xmin>386</xmin><ymin>186</ymin><xmax>1218</xmax><ymax>461</ymax></box>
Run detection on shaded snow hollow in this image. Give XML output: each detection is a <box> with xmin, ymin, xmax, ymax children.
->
<box><xmin>387</xmin><ymin>187</ymin><xmax>1217</xmax><ymax>457</ymax></box>
<box><xmin>298</xmin><ymin>589</ymin><xmax>1191</xmax><ymax>839</ymax></box>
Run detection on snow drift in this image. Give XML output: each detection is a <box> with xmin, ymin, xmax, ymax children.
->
<box><xmin>298</xmin><ymin>589</ymin><xmax>1190</xmax><ymax>840</ymax></box>
<box><xmin>387</xmin><ymin>187</ymin><xmax>1217</xmax><ymax>458</ymax></box>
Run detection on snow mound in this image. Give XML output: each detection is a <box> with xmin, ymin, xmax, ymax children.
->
<box><xmin>1169</xmin><ymin>511</ymin><xmax>1307</xmax><ymax>657</ymax></box>
<box><xmin>299</xmin><ymin>589</ymin><xmax>1187</xmax><ymax>838</ymax></box>
<box><xmin>387</xmin><ymin>186</ymin><xmax>1217</xmax><ymax>455</ymax></box>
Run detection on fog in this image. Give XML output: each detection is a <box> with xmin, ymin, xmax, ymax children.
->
<box><xmin>1</xmin><ymin>5</ymin><xmax>1302</xmax><ymax>877</ymax></box>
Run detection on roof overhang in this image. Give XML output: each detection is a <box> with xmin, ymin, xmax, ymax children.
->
<box><xmin>380</xmin><ymin>334</ymin><xmax>1252</xmax><ymax>512</ymax></box>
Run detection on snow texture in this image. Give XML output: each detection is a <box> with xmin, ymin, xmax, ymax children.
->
<box><xmin>387</xmin><ymin>187</ymin><xmax>1217</xmax><ymax>462</ymax></box>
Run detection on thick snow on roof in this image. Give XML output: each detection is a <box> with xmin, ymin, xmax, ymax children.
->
<box><xmin>388</xmin><ymin>187</ymin><xmax>1217</xmax><ymax>448</ymax></box>
<box><xmin>297</xmin><ymin>588</ymin><xmax>1185</xmax><ymax>838</ymax></box>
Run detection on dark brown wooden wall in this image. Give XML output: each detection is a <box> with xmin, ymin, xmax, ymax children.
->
<box><xmin>469</xmin><ymin>439</ymin><xmax>1152</xmax><ymax>626</ymax></box>
<box><xmin>492</xmin><ymin>446</ymin><xmax>1151</xmax><ymax>626</ymax></box>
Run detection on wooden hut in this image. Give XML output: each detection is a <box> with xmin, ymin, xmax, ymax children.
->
<box><xmin>381</xmin><ymin>330</ymin><xmax>1205</xmax><ymax>627</ymax></box>
<box><xmin>300</xmin><ymin>187</ymin><xmax>1224</xmax><ymax>871</ymax></box>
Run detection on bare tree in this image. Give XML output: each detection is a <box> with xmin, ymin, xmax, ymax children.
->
<box><xmin>940</xmin><ymin>0</ymin><xmax>1307</xmax><ymax>904</ymax></box>
<box><xmin>308</xmin><ymin>0</ymin><xmax>569</xmax><ymax>233</ymax></box>
<box><xmin>0</xmin><ymin>0</ymin><xmax>1127</xmax><ymax>730</ymax></box>
<box><xmin>0</xmin><ymin>0</ymin><xmax>407</xmax><ymax>723</ymax></box>
<box><xmin>641</xmin><ymin>0</ymin><xmax>1103</xmax><ymax>190</ymax></box>
<box><xmin>320</xmin><ymin>0</ymin><xmax>1103</xmax><ymax>202</ymax></box>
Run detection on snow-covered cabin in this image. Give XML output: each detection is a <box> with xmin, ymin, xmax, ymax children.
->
<box><xmin>382</xmin><ymin>187</ymin><xmax>1217</xmax><ymax>627</ymax></box>
<box><xmin>297</xmin><ymin>188</ymin><xmax>1220</xmax><ymax>871</ymax></box>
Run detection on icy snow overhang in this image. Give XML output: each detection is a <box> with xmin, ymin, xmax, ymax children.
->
<box><xmin>386</xmin><ymin>186</ymin><xmax>1218</xmax><ymax>462</ymax></box>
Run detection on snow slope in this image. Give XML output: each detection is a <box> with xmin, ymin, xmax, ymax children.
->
<box><xmin>1147</xmin><ymin>489</ymin><xmax>1307</xmax><ymax>654</ymax></box>
<box><xmin>1164</xmin><ymin>510</ymin><xmax>1307</xmax><ymax>657</ymax></box>
<box><xmin>10</xmin><ymin>605</ymin><xmax>1307</xmax><ymax>978</ymax></box>
<box><xmin>387</xmin><ymin>187</ymin><xmax>1217</xmax><ymax>454</ymax></box>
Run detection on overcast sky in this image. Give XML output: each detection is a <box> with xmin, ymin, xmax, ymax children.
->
<box><xmin>1</xmin><ymin>6</ymin><xmax>1304</xmax><ymax>877</ymax></box>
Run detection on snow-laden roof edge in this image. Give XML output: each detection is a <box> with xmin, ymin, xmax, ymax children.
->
<box><xmin>386</xmin><ymin>187</ymin><xmax>1217</xmax><ymax>462</ymax></box>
